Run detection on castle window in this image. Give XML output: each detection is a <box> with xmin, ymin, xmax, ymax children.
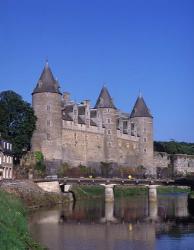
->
<box><xmin>47</xmin><ymin>134</ymin><xmax>51</xmax><ymax>140</ymax></box>
<box><xmin>144</xmin><ymin>148</ymin><xmax>147</xmax><ymax>153</ymax></box>
<box><xmin>144</xmin><ymin>138</ymin><xmax>147</xmax><ymax>142</ymax></box>
<box><xmin>107</xmin><ymin>118</ymin><xmax>111</xmax><ymax>123</ymax></box>
<box><xmin>107</xmin><ymin>109</ymin><xmax>110</xmax><ymax>112</ymax></box>
<box><xmin>47</xmin><ymin>105</ymin><xmax>51</xmax><ymax>111</ymax></box>
<box><xmin>144</xmin><ymin>128</ymin><xmax>146</xmax><ymax>132</ymax></box>
<box><xmin>47</xmin><ymin>120</ymin><xmax>51</xmax><ymax>126</ymax></box>
<box><xmin>131</xmin><ymin>123</ymin><xmax>135</xmax><ymax>130</ymax></box>
<box><xmin>107</xmin><ymin>130</ymin><xmax>111</xmax><ymax>135</ymax></box>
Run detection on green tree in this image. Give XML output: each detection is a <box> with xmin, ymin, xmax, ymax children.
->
<box><xmin>154</xmin><ymin>140</ymin><xmax>194</xmax><ymax>155</ymax></box>
<box><xmin>34</xmin><ymin>151</ymin><xmax>46</xmax><ymax>177</ymax></box>
<box><xmin>0</xmin><ymin>90</ymin><xmax>37</xmax><ymax>163</ymax></box>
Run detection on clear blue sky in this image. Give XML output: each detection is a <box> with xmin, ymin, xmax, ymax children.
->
<box><xmin>0</xmin><ymin>0</ymin><xmax>194</xmax><ymax>142</ymax></box>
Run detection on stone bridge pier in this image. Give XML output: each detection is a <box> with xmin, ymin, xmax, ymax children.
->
<box><xmin>148</xmin><ymin>185</ymin><xmax>158</xmax><ymax>202</ymax></box>
<box><xmin>101</xmin><ymin>184</ymin><xmax>116</xmax><ymax>202</ymax></box>
<box><xmin>147</xmin><ymin>185</ymin><xmax>158</xmax><ymax>221</ymax></box>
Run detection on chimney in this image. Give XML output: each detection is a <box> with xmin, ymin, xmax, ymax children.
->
<box><xmin>63</xmin><ymin>92</ymin><xmax>70</xmax><ymax>104</ymax></box>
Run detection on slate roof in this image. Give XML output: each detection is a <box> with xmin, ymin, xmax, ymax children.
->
<box><xmin>63</xmin><ymin>104</ymin><xmax>74</xmax><ymax>113</ymax></box>
<box><xmin>130</xmin><ymin>96</ymin><xmax>153</xmax><ymax>118</ymax></box>
<box><xmin>90</xmin><ymin>109</ymin><xmax>97</xmax><ymax>118</ymax></box>
<box><xmin>63</xmin><ymin>113</ymin><xmax>73</xmax><ymax>121</ymax></box>
<box><xmin>78</xmin><ymin>116</ymin><xmax>85</xmax><ymax>124</ymax></box>
<box><xmin>78</xmin><ymin>106</ymin><xmax>85</xmax><ymax>115</ymax></box>
<box><xmin>32</xmin><ymin>62</ymin><xmax>61</xmax><ymax>94</ymax></box>
<box><xmin>94</xmin><ymin>86</ymin><xmax>116</xmax><ymax>109</ymax></box>
<box><xmin>90</xmin><ymin>119</ymin><xmax>97</xmax><ymax>126</ymax></box>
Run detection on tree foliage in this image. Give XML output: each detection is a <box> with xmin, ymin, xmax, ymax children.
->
<box><xmin>34</xmin><ymin>151</ymin><xmax>45</xmax><ymax>173</ymax></box>
<box><xmin>0</xmin><ymin>90</ymin><xmax>36</xmax><ymax>162</ymax></box>
<box><xmin>154</xmin><ymin>141</ymin><xmax>194</xmax><ymax>155</ymax></box>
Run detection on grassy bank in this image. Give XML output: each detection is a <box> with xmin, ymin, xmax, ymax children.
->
<box><xmin>71</xmin><ymin>185</ymin><xmax>104</xmax><ymax>199</ymax></box>
<box><xmin>0</xmin><ymin>190</ymin><xmax>44</xmax><ymax>250</ymax></box>
<box><xmin>157</xmin><ymin>186</ymin><xmax>190</xmax><ymax>194</ymax></box>
<box><xmin>114</xmin><ymin>186</ymin><xmax>147</xmax><ymax>197</ymax></box>
<box><xmin>71</xmin><ymin>185</ymin><xmax>190</xmax><ymax>200</ymax></box>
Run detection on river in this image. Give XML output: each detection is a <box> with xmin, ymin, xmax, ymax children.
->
<box><xmin>29</xmin><ymin>193</ymin><xmax>194</xmax><ymax>250</ymax></box>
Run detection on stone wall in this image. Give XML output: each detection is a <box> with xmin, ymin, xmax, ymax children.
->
<box><xmin>154</xmin><ymin>152</ymin><xmax>194</xmax><ymax>177</ymax></box>
<box><xmin>36</xmin><ymin>181</ymin><xmax>61</xmax><ymax>193</ymax></box>
<box><xmin>173</xmin><ymin>154</ymin><xmax>194</xmax><ymax>176</ymax></box>
<box><xmin>32</xmin><ymin>92</ymin><xmax>62</xmax><ymax>162</ymax></box>
<box><xmin>62</xmin><ymin>127</ymin><xmax>105</xmax><ymax>167</ymax></box>
<box><xmin>154</xmin><ymin>152</ymin><xmax>171</xmax><ymax>169</ymax></box>
<box><xmin>117</xmin><ymin>137</ymin><xmax>139</xmax><ymax>167</ymax></box>
<box><xmin>131</xmin><ymin>117</ymin><xmax>154</xmax><ymax>174</ymax></box>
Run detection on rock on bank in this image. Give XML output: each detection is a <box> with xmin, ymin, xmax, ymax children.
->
<box><xmin>0</xmin><ymin>180</ymin><xmax>68</xmax><ymax>208</ymax></box>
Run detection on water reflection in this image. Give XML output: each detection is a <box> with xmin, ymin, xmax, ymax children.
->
<box><xmin>29</xmin><ymin>194</ymin><xmax>194</xmax><ymax>250</ymax></box>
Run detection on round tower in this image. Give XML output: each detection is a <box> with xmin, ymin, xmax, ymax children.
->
<box><xmin>130</xmin><ymin>95</ymin><xmax>154</xmax><ymax>175</ymax></box>
<box><xmin>95</xmin><ymin>86</ymin><xmax>118</xmax><ymax>164</ymax></box>
<box><xmin>31</xmin><ymin>62</ymin><xmax>62</xmax><ymax>173</ymax></box>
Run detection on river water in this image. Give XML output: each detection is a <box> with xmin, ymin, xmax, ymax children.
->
<box><xmin>29</xmin><ymin>193</ymin><xmax>194</xmax><ymax>250</ymax></box>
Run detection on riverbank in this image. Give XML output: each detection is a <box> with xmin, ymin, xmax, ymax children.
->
<box><xmin>0</xmin><ymin>180</ymin><xmax>69</xmax><ymax>249</ymax></box>
<box><xmin>0</xmin><ymin>190</ymin><xmax>44</xmax><ymax>250</ymax></box>
<box><xmin>1</xmin><ymin>180</ymin><xmax>69</xmax><ymax>209</ymax></box>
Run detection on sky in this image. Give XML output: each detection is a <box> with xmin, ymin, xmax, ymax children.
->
<box><xmin>0</xmin><ymin>0</ymin><xmax>194</xmax><ymax>142</ymax></box>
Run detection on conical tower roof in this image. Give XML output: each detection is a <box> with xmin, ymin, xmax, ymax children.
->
<box><xmin>32</xmin><ymin>62</ymin><xmax>61</xmax><ymax>95</ymax></box>
<box><xmin>94</xmin><ymin>86</ymin><xmax>116</xmax><ymax>109</ymax></box>
<box><xmin>130</xmin><ymin>95</ymin><xmax>152</xmax><ymax>118</ymax></box>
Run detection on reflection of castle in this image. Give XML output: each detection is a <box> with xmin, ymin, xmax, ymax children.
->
<box><xmin>31</xmin><ymin>62</ymin><xmax>154</xmax><ymax>174</ymax></box>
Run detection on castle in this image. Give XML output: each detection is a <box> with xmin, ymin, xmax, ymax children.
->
<box><xmin>31</xmin><ymin>62</ymin><xmax>154</xmax><ymax>175</ymax></box>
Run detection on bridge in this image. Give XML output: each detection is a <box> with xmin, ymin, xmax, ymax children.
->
<box><xmin>34</xmin><ymin>177</ymin><xmax>175</xmax><ymax>186</ymax></box>
<box><xmin>34</xmin><ymin>177</ymin><xmax>180</xmax><ymax>203</ymax></box>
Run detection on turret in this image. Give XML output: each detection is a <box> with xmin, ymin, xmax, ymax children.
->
<box><xmin>31</xmin><ymin>62</ymin><xmax>62</xmax><ymax>173</ymax></box>
<box><xmin>95</xmin><ymin>86</ymin><xmax>118</xmax><ymax>164</ymax></box>
<box><xmin>130</xmin><ymin>95</ymin><xmax>154</xmax><ymax>175</ymax></box>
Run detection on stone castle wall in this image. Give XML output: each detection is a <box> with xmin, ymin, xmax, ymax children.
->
<box><xmin>173</xmin><ymin>154</ymin><xmax>194</xmax><ymax>175</ymax></box>
<box><xmin>62</xmin><ymin>122</ymin><xmax>105</xmax><ymax>167</ymax></box>
<box><xmin>31</xmin><ymin>92</ymin><xmax>62</xmax><ymax>161</ymax></box>
<box><xmin>61</xmin><ymin>120</ymin><xmax>140</xmax><ymax>168</ymax></box>
<box><xmin>154</xmin><ymin>152</ymin><xmax>194</xmax><ymax>176</ymax></box>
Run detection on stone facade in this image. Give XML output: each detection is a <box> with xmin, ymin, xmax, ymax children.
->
<box><xmin>31</xmin><ymin>63</ymin><xmax>154</xmax><ymax>175</ymax></box>
<box><xmin>0</xmin><ymin>138</ymin><xmax>13</xmax><ymax>179</ymax></box>
<box><xmin>154</xmin><ymin>152</ymin><xmax>194</xmax><ymax>177</ymax></box>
